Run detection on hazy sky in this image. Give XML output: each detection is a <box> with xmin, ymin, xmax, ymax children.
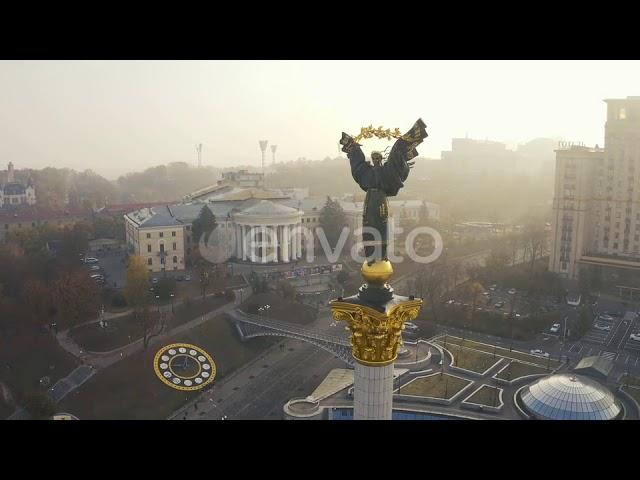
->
<box><xmin>1</xmin><ymin>60</ymin><xmax>640</xmax><ymax>179</ymax></box>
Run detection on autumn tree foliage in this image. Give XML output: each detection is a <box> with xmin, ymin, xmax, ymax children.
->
<box><xmin>54</xmin><ymin>270</ymin><xmax>101</xmax><ymax>329</ymax></box>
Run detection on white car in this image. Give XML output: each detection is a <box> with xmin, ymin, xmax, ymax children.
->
<box><xmin>630</xmin><ymin>333</ymin><xmax>640</xmax><ymax>342</ymax></box>
<box><xmin>508</xmin><ymin>288</ymin><xmax>517</xmax><ymax>295</ymax></box>
<box><xmin>489</xmin><ymin>285</ymin><xmax>497</xmax><ymax>291</ymax></box>
<box><xmin>550</xmin><ymin>323</ymin><xmax>561</xmax><ymax>333</ymax></box>
<box><xmin>404</xmin><ymin>322</ymin><xmax>419</xmax><ymax>331</ymax></box>
<box><xmin>599</xmin><ymin>314</ymin><xmax>614</xmax><ymax>321</ymax></box>
<box><xmin>83</xmin><ymin>257</ymin><xmax>99</xmax><ymax>264</ymax></box>
<box><xmin>594</xmin><ymin>323</ymin><xmax>611</xmax><ymax>331</ymax></box>
<box><xmin>530</xmin><ymin>349</ymin><xmax>550</xmax><ymax>358</ymax></box>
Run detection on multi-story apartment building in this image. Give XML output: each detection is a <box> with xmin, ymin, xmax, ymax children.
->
<box><xmin>549</xmin><ymin>97</ymin><xmax>640</xmax><ymax>281</ymax></box>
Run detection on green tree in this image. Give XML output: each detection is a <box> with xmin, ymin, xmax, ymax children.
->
<box><xmin>124</xmin><ymin>256</ymin><xmax>160</xmax><ymax>350</ymax></box>
<box><xmin>54</xmin><ymin>270</ymin><xmax>100</xmax><ymax>329</ymax></box>
<box><xmin>277</xmin><ymin>280</ymin><xmax>296</xmax><ymax>300</ymax></box>
<box><xmin>124</xmin><ymin>256</ymin><xmax>150</xmax><ymax>310</ymax></box>
<box><xmin>318</xmin><ymin>196</ymin><xmax>348</xmax><ymax>250</ymax></box>
<box><xmin>192</xmin><ymin>206</ymin><xmax>217</xmax><ymax>245</ymax></box>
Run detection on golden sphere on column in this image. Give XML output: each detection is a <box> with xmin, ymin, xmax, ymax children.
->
<box><xmin>361</xmin><ymin>260</ymin><xmax>394</xmax><ymax>285</ymax></box>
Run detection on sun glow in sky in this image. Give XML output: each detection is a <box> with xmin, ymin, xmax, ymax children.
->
<box><xmin>2</xmin><ymin>60</ymin><xmax>639</xmax><ymax>178</ymax></box>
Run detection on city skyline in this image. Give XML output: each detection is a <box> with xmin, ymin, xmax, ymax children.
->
<box><xmin>2</xmin><ymin>60</ymin><xmax>640</xmax><ymax>178</ymax></box>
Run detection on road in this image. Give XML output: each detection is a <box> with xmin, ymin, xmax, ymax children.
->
<box><xmin>172</xmin><ymin>309</ymin><xmax>348</xmax><ymax>420</ymax></box>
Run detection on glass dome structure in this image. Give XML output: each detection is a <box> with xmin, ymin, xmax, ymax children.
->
<box><xmin>519</xmin><ymin>373</ymin><xmax>622</xmax><ymax>420</ymax></box>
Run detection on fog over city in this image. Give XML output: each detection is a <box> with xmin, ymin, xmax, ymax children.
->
<box><xmin>2</xmin><ymin>60</ymin><xmax>640</xmax><ymax>178</ymax></box>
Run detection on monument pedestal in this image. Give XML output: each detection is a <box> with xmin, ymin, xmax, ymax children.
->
<box><xmin>353</xmin><ymin>362</ymin><xmax>394</xmax><ymax>420</ymax></box>
<box><xmin>330</xmin><ymin>260</ymin><xmax>422</xmax><ymax>421</ymax></box>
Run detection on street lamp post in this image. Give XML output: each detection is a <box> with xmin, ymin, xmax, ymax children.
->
<box><xmin>170</xmin><ymin>293</ymin><xmax>175</xmax><ymax>314</ymax></box>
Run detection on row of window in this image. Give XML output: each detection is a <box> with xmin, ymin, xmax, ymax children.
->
<box><xmin>146</xmin><ymin>231</ymin><xmax>177</xmax><ymax>239</ymax></box>
<box><xmin>147</xmin><ymin>256</ymin><xmax>179</xmax><ymax>265</ymax></box>
<box><xmin>146</xmin><ymin>243</ymin><xmax>177</xmax><ymax>252</ymax></box>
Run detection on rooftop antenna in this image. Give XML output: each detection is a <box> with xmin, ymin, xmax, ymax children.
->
<box><xmin>196</xmin><ymin>143</ymin><xmax>203</xmax><ymax>168</ymax></box>
<box><xmin>270</xmin><ymin>145</ymin><xmax>277</xmax><ymax>165</ymax></box>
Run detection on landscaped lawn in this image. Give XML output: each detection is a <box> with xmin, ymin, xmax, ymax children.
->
<box><xmin>436</xmin><ymin>340</ymin><xmax>501</xmax><ymax>374</ymax></box>
<box><xmin>58</xmin><ymin>313</ymin><xmax>275</xmax><ymax>419</ymax></box>
<box><xmin>0</xmin><ymin>328</ymin><xmax>79</xmax><ymax>414</ymax></box>
<box><xmin>465</xmin><ymin>385</ymin><xmax>501</xmax><ymax>407</ymax></box>
<box><xmin>70</xmin><ymin>296</ymin><xmax>230</xmax><ymax>353</ymax></box>
<box><xmin>495</xmin><ymin>361</ymin><xmax>550</xmax><ymax>381</ymax></box>
<box><xmin>438</xmin><ymin>335</ymin><xmax>561</xmax><ymax>369</ymax></box>
<box><xmin>241</xmin><ymin>292</ymin><xmax>317</xmax><ymax>325</ymax></box>
<box><xmin>622</xmin><ymin>386</ymin><xmax>640</xmax><ymax>405</ymax></box>
<box><xmin>621</xmin><ymin>375</ymin><xmax>640</xmax><ymax>388</ymax></box>
<box><xmin>400</xmin><ymin>373</ymin><xmax>471</xmax><ymax>400</ymax></box>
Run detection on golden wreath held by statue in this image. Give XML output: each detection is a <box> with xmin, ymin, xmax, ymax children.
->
<box><xmin>352</xmin><ymin>125</ymin><xmax>403</xmax><ymax>143</ymax></box>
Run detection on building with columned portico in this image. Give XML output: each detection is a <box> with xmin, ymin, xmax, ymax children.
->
<box><xmin>124</xmin><ymin>171</ymin><xmax>440</xmax><ymax>272</ymax></box>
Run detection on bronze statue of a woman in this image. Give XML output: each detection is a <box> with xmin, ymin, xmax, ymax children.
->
<box><xmin>340</xmin><ymin>118</ymin><xmax>428</xmax><ymax>265</ymax></box>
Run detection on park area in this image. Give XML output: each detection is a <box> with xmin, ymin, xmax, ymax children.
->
<box><xmin>241</xmin><ymin>292</ymin><xmax>317</xmax><ymax>325</ymax></box>
<box><xmin>437</xmin><ymin>340</ymin><xmax>502</xmax><ymax>374</ymax></box>
<box><xmin>622</xmin><ymin>386</ymin><xmax>640</xmax><ymax>405</ymax></box>
<box><xmin>495</xmin><ymin>360</ymin><xmax>549</xmax><ymax>381</ymax></box>
<box><xmin>621</xmin><ymin>374</ymin><xmax>640</xmax><ymax>388</ymax></box>
<box><xmin>69</xmin><ymin>295</ymin><xmax>231</xmax><ymax>352</ymax></box>
<box><xmin>59</xmin><ymin>313</ymin><xmax>275</xmax><ymax>419</ymax></box>
<box><xmin>465</xmin><ymin>385</ymin><xmax>502</xmax><ymax>407</ymax></box>
<box><xmin>0</xmin><ymin>328</ymin><xmax>79</xmax><ymax>419</ymax></box>
<box><xmin>400</xmin><ymin>373</ymin><xmax>471</xmax><ymax>400</ymax></box>
<box><xmin>437</xmin><ymin>335</ymin><xmax>561</xmax><ymax>369</ymax></box>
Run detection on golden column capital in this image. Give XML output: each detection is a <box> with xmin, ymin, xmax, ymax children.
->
<box><xmin>330</xmin><ymin>299</ymin><xmax>422</xmax><ymax>366</ymax></box>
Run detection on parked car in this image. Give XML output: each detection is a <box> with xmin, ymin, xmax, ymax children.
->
<box><xmin>185</xmin><ymin>275</ymin><xmax>192</xmax><ymax>281</ymax></box>
<box><xmin>530</xmin><ymin>349</ymin><xmax>549</xmax><ymax>358</ymax></box>
<box><xmin>494</xmin><ymin>301</ymin><xmax>505</xmax><ymax>308</ymax></box>
<box><xmin>445</xmin><ymin>299</ymin><xmax>455</xmax><ymax>305</ymax></box>
<box><xmin>482</xmin><ymin>292</ymin><xmax>491</xmax><ymax>297</ymax></box>
<box><xmin>594</xmin><ymin>323</ymin><xmax>611</xmax><ymax>331</ymax></box>
<box><xmin>88</xmin><ymin>265</ymin><xmax>101</xmax><ymax>272</ymax></box>
<box><xmin>508</xmin><ymin>288</ymin><xmax>517</xmax><ymax>295</ymax></box>
<box><xmin>83</xmin><ymin>257</ymin><xmax>99</xmax><ymax>264</ymax></box>
<box><xmin>629</xmin><ymin>333</ymin><xmax>640</xmax><ymax>342</ymax></box>
<box><xmin>598</xmin><ymin>314</ymin><xmax>614</xmax><ymax>321</ymax></box>
<box><xmin>550</xmin><ymin>323</ymin><xmax>561</xmax><ymax>333</ymax></box>
<box><xmin>151</xmin><ymin>278</ymin><xmax>159</xmax><ymax>284</ymax></box>
<box><xmin>489</xmin><ymin>284</ymin><xmax>498</xmax><ymax>291</ymax></box>
<box><xmin>176</xmin><ymin>275</ymin><xmax>185</xmax><ymax>281</ymax></box>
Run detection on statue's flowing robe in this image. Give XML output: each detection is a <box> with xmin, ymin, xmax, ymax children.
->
<box><xmin>344</xmin><ymin>119</ymin><xmax>428</xmax><ymax>262</ymax></box>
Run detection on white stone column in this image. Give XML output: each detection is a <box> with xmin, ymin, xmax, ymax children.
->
<box><xmin>235</xmin><ymin>224</ymin><xmax>241</xmax><ymax>258</ymax></box>
<box><xmin>272</xmin><ymin>225</ymin><xmax>278</xmax><ymax>263</ymax></box>
<box><xmin>291</xmin><ymin>225</ymin><xmax>297</xmax><ymax>260</ymax></box>
<box><xmin>282</xmin><ymin>224</ymin><xmax>289</xmax><ymax>263</ymax></box>
<box><xmin>261</xmin><ymin>226</ymin><xmax>266</xmax><ymax>263</ymax></box>
<box><xmin>242</xmin><ymin>225</ymin><xmax>247</xmax><ymax>261</ymax></box>
<box><xmin>353</xmin><ymin>362</ymin><xmax>394</xmax><ymax>420</ymax></box>
<box><xmin>250</xmin><ymin>226</ymin><xmax>257</xmax><ymax>263</ymax></box>
<box><xmin>296</xmin><ymin>224</ymin><xmax>302</xmax><ymax>260</ymax></box>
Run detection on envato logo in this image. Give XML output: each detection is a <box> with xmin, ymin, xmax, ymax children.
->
<box><xmin>198</xmin><ymin>224</ymin><xmax>443</xmax><ymax>265</ymax></box>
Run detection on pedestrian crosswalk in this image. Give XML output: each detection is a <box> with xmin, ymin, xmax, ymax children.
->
<box><xmin>601</xmin><ymin>351</ymin><xmax>617</xmax><ymax>361</ymax></box>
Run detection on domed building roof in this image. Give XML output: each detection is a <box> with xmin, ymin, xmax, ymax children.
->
<box><xmin>519</xmin><ymin>373</ymin><xmax>621</xmax><ymax>420</ymax></box>
<box><xmin>238</xmin><ymin>200</ymin><xmax>300</xmax><ymax>217</ymax></box>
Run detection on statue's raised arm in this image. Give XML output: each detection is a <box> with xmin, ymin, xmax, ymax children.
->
<box><xmin>381</xmin><ymin>118</ymin><xmax>428</xmax><ymax>195</ymax></box>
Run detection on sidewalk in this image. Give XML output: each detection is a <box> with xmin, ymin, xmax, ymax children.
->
<box><xmin>56</xmin><ymin>286</ymin><xmax>252</xmax><ymax>370</ymax></box>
